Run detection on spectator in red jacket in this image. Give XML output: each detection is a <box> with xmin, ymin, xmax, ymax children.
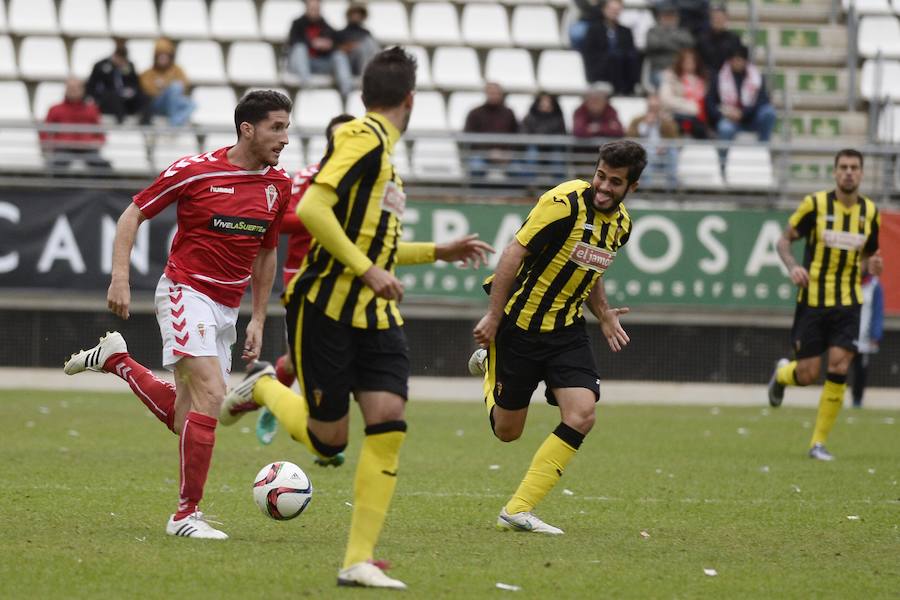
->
<box><xmin>573</xmin><ymin>82</ymin><xmax>624</xmax><ymax>139</ymax></box>
<box><xmin>41</xmin><ymin>78</ymin><xmax>111</xmax><ymax>171</ymax></box>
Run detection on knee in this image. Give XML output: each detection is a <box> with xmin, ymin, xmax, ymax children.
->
<box><xmin>795</xmin><ymin>362</ymin><xmax>820</xmax><ymax>385</ymax></box>
<box><xmin>308</xmin><ymin>421</ymin><xmax>349</xmax><ymax>451</ymax></box>
<box><xmin>565</xmin><ymin>409</ymin><xmax>596</xmax><ymax>435</ymax></box>
<box><xmin>492</xmin><ymin>423</ymin><xmax>522</xmax><ymax>443</ymax></box>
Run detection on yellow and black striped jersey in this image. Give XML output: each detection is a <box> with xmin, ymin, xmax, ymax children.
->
<box><xmin>789</xmin><ymin>189</ymin><xmax>880</xmax><ymax>307</ymax></box>
<box><xmin>491</xmin><ymin>179</ymin><xmax>631</xmax><ymax>332</ymax></box>
<box><xmin>291</xmin><ymin>112</ymin><xmax>405</xmax><ymax>329</ymax></box>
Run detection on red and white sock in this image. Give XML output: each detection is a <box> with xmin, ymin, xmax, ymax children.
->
<box><xmin>104</xmin><ymin>353</ymin><xmax>177</xmax><ymax>432</ymax></box>
<box><xmin>175</xmin><ymin>411</ymin><xmax>218</xmax><ymax>521</ymax></box>
<box><xmin>275</xmin><ymin>354</ymin><xmax>296</xmax><ymax>388</ymax></box>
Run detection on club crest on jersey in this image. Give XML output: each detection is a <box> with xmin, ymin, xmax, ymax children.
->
<box><xmin>570</xmin><ymin>241</ymin><xmax>616</xmax><ymax>273</ymax></box>
<box><xmin>265</xmin><ymin>184</ymin><xmax>279</xmax><ymax>212</ymax></box>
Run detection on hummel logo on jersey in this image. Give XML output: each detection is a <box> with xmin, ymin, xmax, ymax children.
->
<box><xmin>210</xmin><ymin>186</ymin><xmax>234</xmax><ymax>194</ymax></box>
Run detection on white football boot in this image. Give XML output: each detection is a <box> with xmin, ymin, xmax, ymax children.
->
<box><xmin>467</xmin><ymin>348</ymin><xmax>487</xmax><ymax>376</ymax></box>
<box><xmin>337</xmin><ymin>562</ymin><xmax>407</xmax><ymax>590</ymax></box>
<box><xmin>165</xmin><ymin>512</ymin><xmax>228</xmax><ymax>540</ymax></box>
<box><xmin>64</xmin><ymin>331</ymin><xmax>127</xmax><ymax>375</ymax></box>
<box><xmin>219</xmin><ymin>361</ymin><xmax>275</xmax><ymax>426</ymax></box>
<box><xmin>496</xmin><ymin>507</ymin><xmax>564</xmax><ymax>535</ymax></box>
<box><xmin>808</xmin><ymin>443</ymin><xmax>835</xmax><ymax>461</ymax></box>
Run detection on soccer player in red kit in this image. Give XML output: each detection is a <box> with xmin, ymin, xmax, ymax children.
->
<box><xmin>63</xmin><ymin>91</ymin><xmax>293</xmax><ymax>539</ymax></box>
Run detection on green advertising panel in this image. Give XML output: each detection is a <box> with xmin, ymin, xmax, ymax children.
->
<box><xmin>398</xmin><ymin>201</ymin><xmax>800</xmax><ymax>310</ymax></box>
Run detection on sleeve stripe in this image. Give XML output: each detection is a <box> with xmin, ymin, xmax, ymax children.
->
<box><xmin>137</xmin><ymin>167</ymin><xmax>271</xmax><ymax>212</ymax></box>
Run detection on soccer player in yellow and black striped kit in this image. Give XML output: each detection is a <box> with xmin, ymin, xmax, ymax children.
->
<box><xmin>218</xmin><ymin>48</ymin><xmax>491</xmax><ymax>589</ymax></box>
<box><xmin>768</xmin><ymin>149</ymin><xmax>883</xmax><ymax>461</ymax></box>
<box><xmin>469</xmin><ymin>140</ymin><xmax>646</xmax><ymax>534</ymax></box>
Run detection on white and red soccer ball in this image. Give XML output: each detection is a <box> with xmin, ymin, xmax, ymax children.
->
<box><xmin>252</xmin><ymin>461</ymin><xmax>312</xmax><ymax>520</ymax></box>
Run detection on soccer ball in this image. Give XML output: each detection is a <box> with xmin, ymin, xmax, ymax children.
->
<box><xmin>252</xmin><ymin>461</ymin><xmax>313</xmax><ymax>520</ymax></box>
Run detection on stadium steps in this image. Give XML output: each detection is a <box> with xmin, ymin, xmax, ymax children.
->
<box><xmin>788</xmin><ymin>154</ymin><xmax>843</xmax><ymax>187</ymax></box>
<box><xmin>731</xmin><ymin>23</ymin><xmax>848</xmax><ymax>67</ymax></box>
<box><xmin>774</xmin><ymin>111</ymin><xmax>867</xmax><ymax>143</ymax></box>
<box><xmin>769</xmin><ymin>67</ymin><xmax>851</xmax><ymax>110</ymax></box>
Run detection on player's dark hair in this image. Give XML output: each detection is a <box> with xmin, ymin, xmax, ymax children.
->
<box><xmin>834</xmin><ymin>148</ymin><xmax>864</xmax><ymax>168</ymax></box>
<box><xmin>597</xmin><ymin>140</ymin><xmax>647</xmax><ymax>184</ymax></box>
<box><xmin>325</xmin><ymin>113</ymin><xmax>355</xmax><ymax>139</ymax></box>
<box><xmin>234</xmin><ymin>90</ymin><xmax>292</xmax><ymax>136</ymax></box>
<box><xmin>362</xmin><ymin>46</ymin><xmax>417</xmax><ymax>109</ymax></box>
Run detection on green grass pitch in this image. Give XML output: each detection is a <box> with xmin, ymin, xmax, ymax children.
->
<box><xmin>1</xmin><ymin>389</ymin><xmax>898</xmax><ymax>598</ymax></box>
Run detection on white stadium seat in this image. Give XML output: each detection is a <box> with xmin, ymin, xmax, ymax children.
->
<box><xmin>0</xmin><ymin>35</ymin><xmax>16</xmax><ymax>79</ymax></box>
<box><xmin>893</xmin><ymin>0</ymin><xmax>900</xmax><ymax>14</ymax></box>
<box><xmin>152</xmin><ymin>132</ymin><xmax>200</xmax><ymax>172</ymax></box>
<box><xmin>537</xmin><ymin>50</ymin><xmax>588</xmax><ymax>95</ymax></box>
<box><xmin>367</xmin><ymin>1</ymin><xmax>410</xmax><ymax>45</ymax></box>
<box><xmin>610</xmin><ymin>96</ymin><xmax>648</xmax><ymax>130</ymax></box>
<box><xmin>110</xmin><ymin>0</ymin><xmax>159</xmax><ymax>38</ymax></box>
<box><xmin>175</xmin><ymin>40</ymin><xmax>226</xmax><ymax>85</ymax></box>
<box><xmin>0</xmin><ymin>129</ymin><xmax>43</xmax><ymax>169</ymax></box>
<box><xmin>410</xmin><ymin>138</ymin><xmax>462</xmax><ymax>179</ymax></box>
<box><xmin>0</xmin><ymin>0</ymin><xmax>7</xmax><ymax>34</ymax></box>
<box><xmin>70</xmin><ymin>38</ymin><xmax>115</xmax><ymax>80</ymax></box>
<box><xmin>0</xmin><ymin>80</ymin><xmax>32</xmax><ymax>121</ymax></box>
<box><xmin>160</xmin><ymin>0</ymin><xmax>209</xmax><ymax>39</ymax></box>
<box><xmin>484</xmin><ymin>48</ymin><xmax>536</xmax><ymax>92</ymax></box>
<box><xmin>558</xmin><ymin>94</ymin><xmax>582</xmax><ymax>132</ymax></box>
<box><xmin>677</xmin><ymin>144</ymin><xmax>724</xmax><ymax>189</ymax></box>
<box><xmin>277</xmin><ymin>139</ymin><xmax>304</xmax><ymax>174</ymax></box>
<box><xmin>210</xmin><ymin>0</ymin><xmax>260</xmax><ymax>41</ymax></box>
<box><xmin>432</xmin><ymin>46</ymin><xmax>483</xmax><ymax>90</ymax></box>
<box><xmin>306</xmin><ymin>135</ymin><xmax>329</xmax><ymax>166</ymax></box>
<box><xmin>843</xmin><ymin>0</ymin><xmax>892</xmax><ymax>14</ymax></box>
<box><xmin>60</xmin><ymin>0</ymin><xmax>108</xmax><ymax>37</ymax></box>
<box><xmin>392</xmin><ymin>139</ymin><xmax>411</xmax><ymax>178</ymax></box>
<box><xmin>321</xmin><ymin>1</ymin><xmax>348</xmax><ymax>31</ymax></box>
<box><xmin>8</xmin><ymin>0</ymin><xmax>57</xmax><ymax>35</ymax></box>
<box><xmin>725</xmin><ymin>146</ymin><xmax>774</xmax><ymax>189</ymax></box>
<box><xmin>877</xmin><ymin>105</ymin><xmax>900</xmax><ymax>141</ymax></box>
<box><xmin>103</xmin><ymin>130</ymin><xmax>151</xmax><ymax>172</ymax></box>
<box><xmin>293</xmin><ymin>89</ymin><xmax>344</xmax><ymax>129</ymax></box>
<box><xmin>227</xmin><ymin>42</ymin><xmax>279</xmax><ymax>86</ymax></box>
<box><xmin>191</xmin><ymin>86</ymin><xmax>237</xmax><ymax>126</ymax></box>
<box><xmin>860</xmin><ymin>58</ymin><xmax>900</xmax><ymax>99</ymax></box>
<box><xmin>408</xmin><ymin>91</ymin><xmax>448</xmax><ymax>131</ymax></box>
<box><xmin>411</xmin><ymin>2</ymin><xmax>461</xmax><ymax>45</ymax></box>
<box><xmin>447</xmin><ymin>91</ymin><xmax>485</xmax><ymax>131</ymax></box>
<box><xmin>461</xmin><ymin>3</ymin><xmax>511</xmax><ymax>47</ymax></box>
<box><xmin>511</xmin><ymin>5</ymin><xmax>562</xmax><ymax>48</ymax></box>
<box><xmin>19</xmin><ymin>36</ymin><xmax>68</xmax><ymax>81</ymax></box>
<box><xmin>346</xmin><ymin>90</ymin><xmax>365</xmax><ymax>117</ymax></box>
<box><xmin>857</xmin><ymin>16</ymin><xmax>900</xmax><ymax>58</ymax></box>
<box><xmin>126</xmin><ymin>39</ymin><xmax>156</xmax><ymax>73</ymax></box>
<box><xmin>406</xmin><ymin>45</ymin><xmax>433</xmax><ymax>89</ymax></box>
<box><xmin>260</xmin><ymin>0</ymin><xmax>304</xmax><ymax>42</ymax></box>
<box><xmin>202</xmin><ymin>133</ymin><xmax>236</xmax><ymax>154</ymax></box>
<box><xmin>505</xmin><ymin>93</ymin><xmax>535</xmax><ymax>122</ymax></box>
<box><xmin>619</xmin><ymin>9</ymin><xmax>655</xmax><ymax>50</ymax></box>
<box><xmin>32</xmin><ymin>81</ymin><xmax>65</xmax><ymax>120</ymax></box>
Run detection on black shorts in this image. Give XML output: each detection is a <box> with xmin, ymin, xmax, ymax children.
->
<box><xmin>791</xmin><ymin>303</ymin><xmax>861</xmax><ymax>359</ymax></box>
<box><xmin>285</xmin><ymin>296</ymin><xmax>409</xmax><ymax>422</ymax></box>
<box><xmin>485</xmin><ymin>318</ymin><xmax>600</xmax><ymax>411</ymax></box>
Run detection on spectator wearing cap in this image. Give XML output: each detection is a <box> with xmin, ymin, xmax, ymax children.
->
<box><xmin>580</xmin><ymin>0</ymin><xmax>641</xmax><ymax>95</ymax></box>
<box><xmin>645</xmin><ymin>2</ymin><xmax>695</xmax><ymax>89</ymax></box>
<box><xmin>85</xmin><ymin>39</ymin><xmax>149</xmax><ymax>124</ymax></box>
<box><xmin>705</xmin><ymin>44</ymin><xmax>776</xmax><ymax>143</ymax></box>
<box><xmin>139</xmin><ymin>38</ymin><xmax>196</xmax><ymax>127</ymax></box>
<box><xmin>338</xmin><ymin>3</ymin><xmax>381</xmax><ymax>76</ymax></box>
<box><xmin>287</xmin><ymin>0</ymin><xmax>353</xmax><ymax>97</ymax></box>
<box><xmin>41</xmin><ymin>77</ymin><xmax>111</xmax><ymax>171</ymax></box>
<box><xmin>696</xmin><ymin>4</ymin><xmax>742</xmax><ymax>73</ymax></box>
<box><xmin>573</xmin><ymin>82</ymin><xmax>624</xmax><ymax>139</ymax></box>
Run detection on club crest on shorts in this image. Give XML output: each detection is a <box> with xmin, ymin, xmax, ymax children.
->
<box><xmin>197</xmin><ymin>322</ymin><xmax>207</xmax><ymax>340</ymax></box>
<box><xmin>265</xmin><ymin>184</ymin><xmax>279</xmax><ymax>212</ymax></box>
<box><xmin>313</xmin><ymin>388</ymin><xmax>323</xmax><ymax>406</ymax></box>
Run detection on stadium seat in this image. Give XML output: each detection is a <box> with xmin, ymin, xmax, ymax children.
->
<box><xmin>860</xmin><ymin>58</ymin><xmax>900</xmax><ymax>99</ymax></box>
<box><xmin>306</xmin><ymin>135</ymin><xmax>329</xmax><ymax>166</ymax></box>
<box><xmin>210</xmin><ymin>0</ymin><xmax>259</xmax><ymax>41</ymax></box>
<box><xmin>191</xmin><ymin>86</ymin><xmax>237</xmax><ymax>127</ymax></box>
<box><xmin>857</xmin><ymin>16</ymin><xmax>900</xmax><ymax>58</ymax></box>
<box><xmin>367</xmin><ymin>1</ymin><xmax>411</xmax><ymax>45</ymax></box>
<box><xmin>505</xmin><ymin>93</ymin><xmax>535</xmax><ymax>122</ymax></box>
<box><xmin>461</xmin><ymin>3</ymin><xmax>511</xmax><ymax>47</ymax></box>
<box><xmin>321</xmin><ymin>0</ymin><xmax>348</xmax><ymax>30</ymax></box>
<box><xmin>0</xmin><ymin>35</ymin><xmax>16</xmax><ymax>79</ymax></box>
<box><xmin>410</xmin><ymin>138</ymin><xmax>462</xmax><ymax>179</ymax></box>
<box><xmin>260</xmin><ymin>0</ymin><xmax>304</xmax><ymax>42</ymax></box>
<box><xmin>558</xmin><ymin>94</ymin><xmax>582</xmax><ymax>132</ymax></box>
<box><xmin>392</xmin><ymin>139</ymin><xmax>411</xmax><ymax>177</ymax></box>
<box><xmin>842</xmin><ymin>0</ymin><xmax>892</xmax><ymax>13</ymax></box>
<box><xmin>725</xmin><ymin>146</ymin><xmax>774</xmax><ymax>189</ymax></box>
<box><xmin>0</xmin><ymin>0</ymin><xmax>6</xmax><ymax>34</ymax></box>
<box><xmin>0</xmin><ymin>80</ymin><xmax>32</xmax><ymax>121</ymax></box>
<box><xmin>406</xmin><ymin>45</ymin><xmax>433</xmax><ymax>89</ymax></box>
<box><xmin>70</xmin><ymin>38</ymin><xmax>115</xmax><ymax>80</ymax></box>
<box><xmin>32</xmin><ymin>81</ymin><xmax>65</xmax><ymax>120</ymax></box>
<box><xmin>511</xmin><ymin>5</ymin><xmax>562</xmax><ymax>49</ymax></box>
<box><xmin>126</xmin><ymin>39</ymin><xmax>156</xmax><ymax>73</ymax></box>
<box><xmin>0</xmin><ymin>129</ymin><xmax>43</xmax><ymax>169</ymax></box>
<box><xmin>411</xmin><ymin>2</ymin><xmax>462</xmax><ymax>45</ymax></box>
<box><xmin>110</xmin><ymin>0</ymin><xmax>158</xmax><ymax>38</ymax></box>
<box><xmin>202</xmin><ymin>132</ymin><xmax>236</xmax><ymax>154</ymax></box>
<box><xmin>677</xmin><ymin>144</ymin><xmax>724</xmax><ymax>189</ymax></box>
<box><xmin>484</xmin><ymin>48</ymin><xmax>536</xmax><ymax>93</ymax></box>
<box><xmin>103</xmin><ymin>130</ymin><xmax>151</xmax><ymax>172</ymax></box>
<box><xmin>8</xmin><ymin>0</ymin><xmax>57</xmax><ymax>35</ymax></box>
<box><xmin>407</xmin><ymin>91</ymin><xmax>448</xmax><ymax>131</ymax></box>
<box><xmin>345</xmin><ymin>90</ymin><xmax>365</xmax><ymax>117</ymax></box>
<box><xmin>227</xmin><ymin>42</ymin><xmax>279</xmax><ymax>86</ymax></box>
<box><xmin>18</xmin><ymin>36</ymin><xmax>68</xmax><ymax>81</ymax></box>
<box><xmin>447</xmin><ymin>91</ymin><xmax>485</xmax><ymax>131</ymax></box>
<box><xmin>893</xmin><ymin>0</ymin><xmax>900</xmax><ymax>14</ymax></box>
<box><xmin>152</xmin><ymin>132</ymin><xmax>200</xmax><ymax>172</ymax></box>
<box><xmin>610</xmin><ymin>96</ymin><xmax>648</xmax><ymax>130</ymax></box>
<box><xmin>619</xmin><ymin>9</ymin><xmax>655</xmax><ymax>50</ymax></box>
<box><xmin>878</xmin><ymin>105</ymin><xmax>900</xmax><ymax>141</ymax></box>
<box><xmin>432</xmin><ymin>46</ymin><xmax>483</xmax><ymax>90</ymax></box>
<box><xmin>294</xmin><ymin>89</ymin><xmax>344</xmax><ymax>129</ymax></box>
<box><xmin>537</xmin><ymin>51</ymin><xmax>589</xmax><ymax>95</ymax></box>
<box><xmin>60</xmin><ymin>0</ymin><xmax>108</xmax><ymax>37</ymax></box>
<box><xmin>160</xmin><ymin>0</ymin><xmax>209</xmax><ymax>39</ymax></box>
<box><xmin>175</xmin><ymin>40</ymin><xmax>226</xmax><ymax>85</ymax></box>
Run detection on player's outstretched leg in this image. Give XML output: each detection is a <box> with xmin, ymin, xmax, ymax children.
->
<box><xmin>767</xmin><ymin>358</ymin><xmax>792</xmax><ymax>407</ymax></box>
<box><xmin>253</xmin><ymin>354</ymin><xmax>297</xmax><ymax>444</ymax></box>
<box><xmin>220</xmin><ymin>361</ymin><xmax>275</xmax><ymax>425</ymax></box>
<box><xmin>65</xmin><ymin>331</ymin><xmax>178</xmax><ymax>432</ymax></box>
<box><xmin>808</xmin><ymin>372</ymin><xmax>847</xmax><ymax>461</ymax></box>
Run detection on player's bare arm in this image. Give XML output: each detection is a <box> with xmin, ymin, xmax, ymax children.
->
<box><xmin>107</xmin><ymin>203</ymin><xmax>147</xmax><ymax>320</ymax></box>
<box><xmin>863</xmin><ymin>249</ymin><xmax>884</xmax><ymax>276</ymax></box>
<box><xmin>435</xmin><ymin>234</ymin><xmax>495</xmax><ymax>269</ymax></box>
<box><xmin>777</xmin><ymin>224</ymin><xmax>809</xmax><ymax>287</ymax></box>
<box><xmin>473</xmin><ymin>240</ymin><xmax>529</xmax><ymax>347</ymax></box>
<box><xmin>244</xmin><ymin>247</ymin><xmax>277</xmax><ymax>363</ymax></box>
<box><xmin>587</xmin><ymin>278</ymin><xmax>630</xmax><ymax>352</ymax></box>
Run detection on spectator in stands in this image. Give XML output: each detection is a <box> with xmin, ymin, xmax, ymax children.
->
<box><xmin>568</xmin><ymin>0</ymin><xmax>604</xmax><ymax>50</ymax></box>
<box><xmin>659</xmin><ymin>48</ymin><xmax>710</xmax><ymax>138</ymax></box>
<box><xmin>705</xmin><ymin>44</ymin><xmax>776</xmax><ymax>143</ymax></box>
<box><xmin>287</xmin><ymin>0</ymin><xmax>353</xmax><ymax>97</ymax></box>
<box><xmin>645</xmin><ymin>2</ymin><xmax>695</xmax><ymax>89</ymax></box>
<box><xmin>338</xmin><ymin>3</ymin><xmax>381</xmax><ymax>77</ymax></box>
<box><xmin>573</xmin><ymin>82</ymin><xmax>624</xmax><ymax>139</ymax></box>
<box><xmin>626</xmin><ymin>93</ymin><xmax>678</xmax><ymax>187</ymax></box>
<box><xmin>85</xmin><ymin>39</ymin><xmax>149</xmax><ymax>124</ymax></box>
<box><xmin>670</xmin><ymin>0</ymin><xmax>711</xmax><ymax>39</ymax></box>
<box><xmin>521</xmin><ymin>92</ymin><xmax>568</xmax><ymax>180</ymax></box>
<box><xmin>139</xmin><ymin>38</ymin><xmax>196</xmax><ymax>127</ymax></box>
<box><xmin>580</xmin><ymin>0</ymin><xmax>641</xmax><ymax>95</ymax></box>
<box><xmin>463</xmin><ymin>82</ymin><xmax>520</xmax><ymax>179</ymax></box>
<box><xmin>41</xmin><ymin>77</ymin><xmax>110</xmax><ymax>171</ymax></box>
<box><xmin>696</xmin><ymin>4</ymin><xmax>741</xmax><ymax>74</ymax></box>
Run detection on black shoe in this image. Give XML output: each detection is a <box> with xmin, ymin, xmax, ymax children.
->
<box><xmin>768</xmin><ymin>358</ymin><xmax>789</xmax><ymax>408</ymax></box>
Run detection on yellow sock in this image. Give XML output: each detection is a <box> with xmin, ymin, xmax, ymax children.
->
<box><xmin>776</xmin><ymin>360</ymin><xmax>799</xmax><ymax>386</ymax></box>
<box><xmin>810</xmin><ymin>375</ymin><xmax>846</xmax><ymax>447</ymax></box>
<box><xmin>252</xmin><ymin>376</ymin><xmax>319</xmax><ymax>457</ymax></box>
<box><xmin>506</xmin><ymin>423</ymin><xmax>584</xmax><ymax>515</ymax></box>
<box><xmin>343</xmin><ymin>423</ymin><xmax>406</xmax><ymax>569</ymax></box>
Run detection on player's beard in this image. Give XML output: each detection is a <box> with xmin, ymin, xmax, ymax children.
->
<box><xmin>837</xmin><ymin>181</ymin><xmax>858</xmax><ymax>195</ymax></box>
<box><xmin>593</xmin><ymin>186</ymin><xmax>628</xmax><ymax>214</ymax></box>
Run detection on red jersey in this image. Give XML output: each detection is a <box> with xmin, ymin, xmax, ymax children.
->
<box><xmin>281</xmin><ymin>162</ymin><xmax>319</xmax><ymax>288</ymax></box>
<box><xmin>133</xmin><ymin>146</ymin><xmax>292</xmax><ymax>308</ymax></box>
